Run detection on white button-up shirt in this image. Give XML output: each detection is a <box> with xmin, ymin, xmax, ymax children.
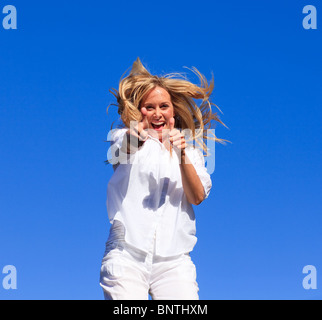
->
<box><xmin>106</xmin><ymin>128</ymin><xmax>212</xmax><ymax>257</ymax></box>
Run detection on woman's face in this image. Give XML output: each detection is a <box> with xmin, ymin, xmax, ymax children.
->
<box><xmin>140</xmin><ymin>86</ymin><xmax>175</xmax><ymax>140</ymax></box>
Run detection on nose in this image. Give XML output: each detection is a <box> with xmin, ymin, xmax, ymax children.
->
<box><xmin>153</xmin><ymin>107</ymin><xmax>162</xmax><ymax>119</ymax></box>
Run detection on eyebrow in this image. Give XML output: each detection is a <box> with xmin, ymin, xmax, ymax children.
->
<box><xmin>143</xmin><ymin>102</ymin><xmax>170</xmax><ymax>106</ymax></box>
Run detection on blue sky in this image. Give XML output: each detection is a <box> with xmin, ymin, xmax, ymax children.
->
<box><xmin>0</xmin><ymin>0</ymin><xmax>321</xmax><ymax>299</ymax></box>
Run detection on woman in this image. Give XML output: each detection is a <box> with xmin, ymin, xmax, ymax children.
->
<box><xmin>100</xmin><ymin>58</ymin><xmax>225</xmax><ymax>300</ymax></box>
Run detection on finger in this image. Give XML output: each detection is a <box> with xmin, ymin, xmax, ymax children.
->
<box><xmin>140</xmin><ymin>107</ymin><xmax>149</xmax><ymax>130</ymax></box>
<box><xmin>137</xmin><ymin>122</ymin><xmax>148</xmax><ymax>141</ymax></box>
<box><xmin>172</xmin><ymin>138</ymin><xmax>185</xmax><ymax>147</ymax></box>
<box><xmin>129</xmin><ymin>121</ymin><xmax>140</xmax><ymax>136</ymax></box>
<box><xmin>129</xmin><ymin>120</ymin><xmax>147</xmax><ymax>141</ymax></box>
<box><xmin>141</xmin><ymin>107</ymin><xmax>147</xmax><ymax>117</ymax></box>
<box><xmin>129</xmin><ymin>127</ymin><xmax>140</xmax><ymax>140</ymax></box>
<box><xmin>170</xmin><ymin>131</ymin><xmax>183</xmax><ymax>142</ymax></box>
<box><xmin>169</xmin><ymin>117</ymin><xmax>175</xmax><ymax>131</ymax></box>
<box><xmin>175</xmin><ymin>142</ymin><xmax>186</xmax><ymax>149</ymax></box>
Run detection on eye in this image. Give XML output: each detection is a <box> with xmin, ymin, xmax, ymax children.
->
<box><xmin>161</xmin><ymin>104</ymin><xmax>169</xmax><ymax>109</ymax></box>
<box><xmin>145</xmin><ymin>106</ymin><xmax>154</xmax><ymax>111</ymax></box>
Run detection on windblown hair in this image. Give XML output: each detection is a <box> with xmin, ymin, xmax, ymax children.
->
<box><xmin>108</xmin><ymin>58</ymin><xmax>226</xmax><ymax>153</ymax></box>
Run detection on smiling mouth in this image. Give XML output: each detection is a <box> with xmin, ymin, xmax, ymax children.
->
<box><xmin>151</xmin><ymin>122</ymin><xmax>166</xmax><ymax>130</ymax></box>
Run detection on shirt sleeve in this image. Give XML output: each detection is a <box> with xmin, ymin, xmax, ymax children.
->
<box><xmin>110</xmin><ymin>128</ymin><xmax>128</xmax><ymax>149</ymax></box>
<box><xmin>107</xmin><ymin>128</ymin><xmax>128</xmax><ymax>169</ymax></box>
<box><xmin>185</xmin><ymin>147</ymin><xmax>212</xmax><ymax>199</ymax></box>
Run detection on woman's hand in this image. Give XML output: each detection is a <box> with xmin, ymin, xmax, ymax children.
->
<box><xmin>123</xmin><ymin>107</ymin><xmax>149</xmax><ymax>153</ymax></box>
<box><xmin>129</xmin><ymin>107</ymin><xmax>149</xmax><ymax>141</ymax></box>
<box><xmin>168</xmin><ymin>118</ymin><xmax>186</xmax><ymax>157</ymax></box>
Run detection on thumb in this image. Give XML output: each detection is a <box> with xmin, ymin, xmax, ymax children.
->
<box><xmin>140</xmin><ymin>107</ymin><xmax>149</xmax><ymax>129</ymax></box>
<box><xmin>141</xmin><ymin>107</ymin><xmax>147</xmax><ymax>117</ymax></box>
<box><xmin>169</xmin><ymin>117</ymin><xmax>175</xmax><ymax>131</ymax></box>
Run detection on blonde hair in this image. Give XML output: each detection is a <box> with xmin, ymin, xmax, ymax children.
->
<box><xmin>108</xmin><ymin>58</ymin><xmax>227</xmax><ymax>153</ymax></box>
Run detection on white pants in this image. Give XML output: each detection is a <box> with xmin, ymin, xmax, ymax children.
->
<box><xmin>99</xmin><ymin>228</ymin><xmax>199</xmax><ymax>300</ymax></box>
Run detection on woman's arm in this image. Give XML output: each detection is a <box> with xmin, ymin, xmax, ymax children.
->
<box><xmin>168</xmin><ymin>118</ymin><xmax>205</xmax><ymax>205</ymax></box>
<box><xmin>179</xmin><ymin>151</ymin><xmax>205</xmax><ymax>205</ymax></box>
